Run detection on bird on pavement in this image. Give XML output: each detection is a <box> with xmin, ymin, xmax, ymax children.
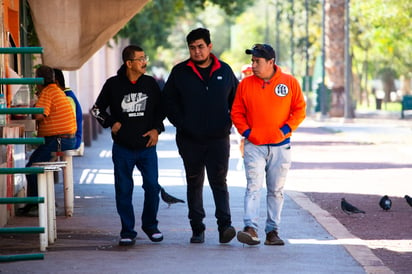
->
<box><xmin>341</xmin><ymin>198</ymin><xmax>366</xmax><ymax>215</ymax></box>
<box><xmin>160</xmin><ymin>187</ymin><xmax>185</xmax><ymax>208</ymax></box>
<box><xmin>379</xmin><ymin>195</ymin><xmax>392</xmax><ymax>211</ymax></box>
<box><xmin>405</xmin><ymin>195</ymin><xmax>412</xmax><ymax>207</ymax></box>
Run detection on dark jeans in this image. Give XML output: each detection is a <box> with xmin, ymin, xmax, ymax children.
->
<box><xmin>26</xmin><ymin>136</ymin><xmax>76</xmax><ymax>197</ymax></box>
<box><xmin>112</xmin><ymin>143</ymin><xmax>161</xmax><ymax>239</ymax></box>
<box><xmin>176</xmin><ymin>134</ymin><xmax>232</xmax><ymax>233</ymax></box>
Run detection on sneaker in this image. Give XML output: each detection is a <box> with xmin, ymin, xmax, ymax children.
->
<box><xmin>237</xmin><ymin>226</ymin><xmax>260</xmax><ymax>245</ymax></box>
<box><xmin>190</xmin><ymin>231</ymin><xmax>205</xmax><ymax>244</ymax></box>
<box><xmin>264</xmin><ymin>230</ymin><xmax>285</xmax><ymax>246</ymax></box>
<box><xmin>142</xmin><ymin>228</ymin><xmax>163</xmax><ymax>242</ymax></box>
<box><xmin>219</xmin><ymin>226</ymin><xmax>236</xmax><ymax>243</ymax></box>
<box><xmin>16</xmin><ymin>204</ymin><xmax>38</xmax><ymax>217</ymax></box>
<box><xmin>119</xmin><ymin>237</ymin><xmax>136</xmax><ymax>246</ymax></box>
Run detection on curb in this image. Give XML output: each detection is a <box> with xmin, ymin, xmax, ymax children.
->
<box><xmin>286</xmin><ymin>190</ymin><xmax>394</xmax><ymax>274</ymax></box>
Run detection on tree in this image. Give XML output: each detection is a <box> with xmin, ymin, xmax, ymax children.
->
<box><xmin>351</xmin><ymin>0</ymin><xmax>412</xmax><ymax>103</ymax></box>
<box><xmin>325</xmin><ymin>0</ymin><xmax>345</xmax><ymax>117</ymax></box>
<box><xmin>116</xmin><ymin>0</ymin><xmax>253</xmax><ymax>66</ymax></box>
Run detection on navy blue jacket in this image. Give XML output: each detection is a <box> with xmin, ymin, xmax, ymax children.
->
<box><xmin>163</xmin><ymin>54</ymin><xmax>238</xmax><ymax>141</ymax></box>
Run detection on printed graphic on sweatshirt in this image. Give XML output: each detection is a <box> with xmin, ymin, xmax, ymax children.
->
<box><xmin>274</xmin><ymin>84</ymin><xmax>289</xmax><ymax>97</ymax></box>
<box><xmin>121</xmin><ymin>92</ymin><xmax>148</xmax><ymax>117</ymax></box>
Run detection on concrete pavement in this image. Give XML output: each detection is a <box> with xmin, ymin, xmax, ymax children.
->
<box><xmin>2</xmin><ymin>115</ymin><xmax>410</xmax><ymax>273</ymax></box>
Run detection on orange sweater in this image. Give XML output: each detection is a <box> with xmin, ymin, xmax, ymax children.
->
<box><xmin>231</xmin><ymin>65</ymin><xmax>306</xmax><ymax>145</ymax></box>
<box><xmin>35</xmin><ymin>84</ymin><xmax>77</xmax><ymax>137</ymax></box>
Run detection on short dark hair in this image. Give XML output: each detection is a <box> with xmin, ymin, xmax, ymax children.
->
<box><xmin>36</xmin><ymin>65</ymin><xmax>55</xmax><ymax>86</ymax></box>
<box><xmin>53</xmin><ymin>68</ymin><xmax>65</xmax><ymax>88</ymax></box>
<box><xmin>186</xmin><ymin>28</ymin><xmax>211</xmax><ymax>45</ymax></box>
<box><xmin>122</xmin><ymin>45</ymin><xmax>144</xmax><ymax>63</ymax></box>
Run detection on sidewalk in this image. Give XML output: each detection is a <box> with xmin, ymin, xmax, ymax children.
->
<box><xmin>2</xmin><ymin>116</ymin><xmax>408</xmax><ymax>273</ymax></box>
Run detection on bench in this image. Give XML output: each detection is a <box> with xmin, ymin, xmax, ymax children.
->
<box><xmin>401</xmin><ymin>95</ymin><xmax>412</xmax><ymax>119</ymax></box>
<box><xmin>32</xmin><ymin>162</ymin><xmax>67</xmax><ymax>244</ymax></box>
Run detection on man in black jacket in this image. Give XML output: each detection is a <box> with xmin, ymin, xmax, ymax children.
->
<box><xmin>163</xmin><ymin>28</ymin><xmax>239</xmax><ymax>244</ymax></box>
<box><xmin>91</xmin><ymin>45</ymin><xmax>165</xmax><ymax>246</ymax></box>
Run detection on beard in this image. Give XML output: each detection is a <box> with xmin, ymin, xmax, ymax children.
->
<box><xmin>192</xmin><ymin>56</ymin><xmax>210</xmax><ymax>66</ymax></box>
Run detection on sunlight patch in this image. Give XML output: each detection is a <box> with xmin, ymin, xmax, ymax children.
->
<box><xmin>288</xmin><ymin>238</ymin><xmax>412</xmax><ymax>252</ymax></box>
<box><xmin>98</xmin><ymin>150</ymin><xmax>112</xmax><ymax>158</ymax></box>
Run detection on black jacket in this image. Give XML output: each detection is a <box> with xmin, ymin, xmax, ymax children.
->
<box><xmin>91</xmin><ymin>65</ymin><xmax>164</xmax><ymax>149</ymax></box>
<box><xmin>163</xmin><ymin>54</ymin><xmax>238</xmax><ymax>141</ymax></box>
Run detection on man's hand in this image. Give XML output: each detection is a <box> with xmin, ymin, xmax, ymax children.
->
<box><xmin>111</xmin><ymin>122</ymin><xmax>122</xmax><ymax>135</ymax></box>
<box><xmin>143</xmin><ymin>129</ymin><xmax>159</xmax><ymax>147</ymax></box>
<box><xmin>32</xmin><ymin>113</ymin><xmax>45</xmax><ymax>121</ymax></box>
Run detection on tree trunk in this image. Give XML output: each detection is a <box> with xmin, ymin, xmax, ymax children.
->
<box><xmin>400</xmin><ymin>75</ymin><xmax>411</xmax><ymax>95</ymax></box>
<box><xmin>325</xmin><ymin>0</ymin><xmax>345</xmax><ymax>117</ymax></box>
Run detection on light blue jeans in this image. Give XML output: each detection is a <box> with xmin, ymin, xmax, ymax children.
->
<box><xmin>242</xmin><ymin>140</ymin><xmax>291</xmax><ymax>233</ymax></box>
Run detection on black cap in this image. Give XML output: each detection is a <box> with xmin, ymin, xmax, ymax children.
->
<box><xmin>245</xmin><ymin>44</ymin><xmax>276</xmax><ymax>60</ymax></box>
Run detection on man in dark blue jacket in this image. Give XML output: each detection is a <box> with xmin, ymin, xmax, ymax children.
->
<box><xmin>91</xmin><ymin>45</ymin><xmax>165</xmax><ymax>246</ymax></box>
<box><xmin>163</xmin><ymin>28</ymin><xmax>239</xmax><ymax>244</ymax></box>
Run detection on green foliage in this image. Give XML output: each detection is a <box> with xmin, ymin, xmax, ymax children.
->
<box><xmin>116</xmin><ymin>0</ymin><xmax>186</xmax><ymax>61</ymax></box>
<box><xmin>116</xmin><ymin>0</ymin><xmax>253</xmax><ymax>69</ymax></box>
<box><xmin>24</xmin><ymin>0</ymin><xmax>412</xmax><ymax>90</ymax></box>
<box><xmin>351</xmin><ymin>1</ymin><xmax>412</xmax><ymax>77</ymax></box>
<box><xmin>186</xmin><ymin>0</ymin><xmax>253</xmax><ymax>16</ymax></box>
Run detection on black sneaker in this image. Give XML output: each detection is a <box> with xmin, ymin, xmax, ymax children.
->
<box><xmin>142</xmin><ymin>227</ymin><xmax>163</xmax><ymax>242</ymax></box>
<box><xmin>190</xmin><ymin>231</ymin><xmax>205</xmax><ymax>243</ymax></box>
<box><xmin>119</xmin><ymin>237</ymin><xmax>136</xmax><ymax>246</ymax></box>
<box><xmin>16</xmin><ymin>204</ymin><xmax>38</xmax><ymax>217</ymax></box>
<box><xmin>219</xmin><ymin>226</ymin><xmax>236</xmax><ymax>243</ymax></box>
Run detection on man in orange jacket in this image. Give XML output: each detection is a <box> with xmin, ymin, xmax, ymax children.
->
<box><xmin>231</xmin><ymin>44</ymin><xmax>306</xmax><ymax>246</ymax></box>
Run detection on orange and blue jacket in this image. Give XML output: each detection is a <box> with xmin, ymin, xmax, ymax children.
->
<box><xmin>231</xmin><ymin>65</ymin><xmax>306</xmax><ymax>146</ymax></box>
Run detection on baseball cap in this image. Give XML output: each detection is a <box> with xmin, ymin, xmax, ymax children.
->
<box><xmin>241</xmin><ymin>64</ymin><xmax>252</xmax><ymax>73</ymax></box>
<box><xmin>245</xmin><ymin>44</ymin><xmax>276</xmax><ymax>60</ymax></box>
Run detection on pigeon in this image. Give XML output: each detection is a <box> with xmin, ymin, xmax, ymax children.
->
<box><xmin>405</xmin><ymin>195</ymin><xmax>412</xmax><ymax>207</ymax></box>
<box><xmin>379</xmin><ymin>195</ymin><xmax>392</xmax><ymax>211</ymax></box>
<box><xmin>160</xmin><ymin>187</ymin><xmax>185</xmax><ymax>207</ymax></box>
<box><xmin>341</xmin><ymin>198</ymin><xmax>366</xmax><ymax>215</ymax></box>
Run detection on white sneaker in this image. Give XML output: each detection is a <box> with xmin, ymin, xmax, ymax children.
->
<box><xmin>119</xmin><ymin>238</ymin><xmax>136</xmax><ymax>246</ymax></box>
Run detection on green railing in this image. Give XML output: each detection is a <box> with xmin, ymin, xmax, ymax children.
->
<box><xmin>0</xmin><ymin>78</ymin><xmax>44</xmax><ymax>85</ymax></box>
<box><xmin>0</xmin><ymin>46</ymin><xmax>46</xmax><ymax>262</ymax></box>
<box><xmin>0</xmin><ymin>254</ymin><xmax>44</xmax><ymax>262</ymax></box>
<box><xmin>0</xmin><ymin>167</ymin><xmax>44</xmax><ymax>174</ymax></box>
<box><xmin>0</xmin><ymin>197</ymin><xmax>44</xmax><ymax>204</ymax></box>
<box><xmin>0</xmin><ymin>107</ymin><xmax>44</xmax><ymax>114</ymax></box>
<box><xmin>0</xmin><ymin>138</ymin><xmax>44</xmax><ymax>145</ymax></box>
<box><xmin>0</xmin><ymin>227</ymin><xmax>45</xmax><ymax>234</ymax></box>
<box><xmin>0</xmin><ymin>47</ymin><xmax>43</xmax><ymax>54</ymax></box>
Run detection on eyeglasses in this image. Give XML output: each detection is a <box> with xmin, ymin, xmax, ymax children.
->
<box><xmin>130</xmin><ymin>56</ymin><xmax>149</xmax><ymax>63</ymax></box>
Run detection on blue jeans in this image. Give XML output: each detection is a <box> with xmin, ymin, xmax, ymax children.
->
<box><xmin>242</xmin><ymin>140</ymin><xmax>291</xmax><ymax>233</ymax></box>
<box><xmin>26</xmin><ymin>136</ymin><xmax>76</xmax><ymax>197</ymax></box>
<box><xmin>112</xmin><ymin>143</ymin><xmax>161</xmax><ymax>239</ymax></box>
<box><xmin>176</xmin><ymin>134</ymin><xmax>232</xmax><ymax>233</ymax></box>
